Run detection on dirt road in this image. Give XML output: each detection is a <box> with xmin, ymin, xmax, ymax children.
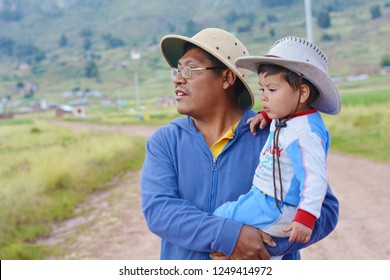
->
<box><xmin>37</xmin><ymin>122</ymin><xmax>390</xmax><ymax>260</ymax></box>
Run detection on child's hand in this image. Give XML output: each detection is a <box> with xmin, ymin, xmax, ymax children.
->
<box><xmin>246</xmin><ymin>112</ymin><xmax>269</xmax><ymax>136</ymax></box>
<box><xmin>282</xmin><ymin>221</ymin><xmax>312</xmax><ymax>243</ymax></box>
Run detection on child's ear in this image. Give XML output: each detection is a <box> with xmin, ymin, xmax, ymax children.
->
<box><xmin>299</xmin><ymin>84</ymin><xmax>311</xmax><ymax>104</ymax></box>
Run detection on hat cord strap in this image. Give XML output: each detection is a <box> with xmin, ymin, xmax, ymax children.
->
<box><xmin>272</xmin><ymin>74</ymin><xmax>304</xmax><ymax>213</ymax></box>
<box><xmin>272</xmin><ymin>124</ymin><xmax>284</xmax><ymax>213</ymax></box>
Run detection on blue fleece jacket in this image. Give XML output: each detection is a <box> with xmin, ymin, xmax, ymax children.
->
<box><xmin>141</xmin><ymin>109</ymin><xmax>339</xmax><ymax>260</ymax></box>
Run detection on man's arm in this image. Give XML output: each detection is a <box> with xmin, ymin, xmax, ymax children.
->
<box><xmin>141</xmin><ymin>131</ymin><xmax>243</xmax><ymax>255</ymax></box>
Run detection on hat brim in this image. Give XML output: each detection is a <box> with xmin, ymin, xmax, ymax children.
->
<box><xmin>160</xmin><ymin>35</ymin><xmax>254</xmax><ymax>109</ymax></box>
<box><xmin>235</xmin><ymin>56</ymin><xmax>341</xmax><ymax>114</ymax></box>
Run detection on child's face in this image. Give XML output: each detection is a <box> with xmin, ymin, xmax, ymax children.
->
<box><xmin>258</xmin><ymin>72</ymin><xmax>303</xmax><ymax>120</ymax></box>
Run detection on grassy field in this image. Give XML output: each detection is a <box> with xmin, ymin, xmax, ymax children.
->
<box><xmin>323</xmin><ymin>84</ymin><xmax>390</xmax><ymax>163</ymax></box>
<box><xmin>0</xmin><ymin>118</ymin><xmax>146</xmax><ymax>259</ymax></box>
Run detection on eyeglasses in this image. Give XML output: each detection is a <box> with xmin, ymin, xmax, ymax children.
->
<box><xmin>169</xmin><ymin>66</ymin><xmax>225</xmax><ymax>80</ymax></box>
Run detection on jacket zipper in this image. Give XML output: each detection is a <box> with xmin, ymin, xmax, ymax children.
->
<box><xmin>209</xmin><ymin>157</ymin><xmax>218</xmax><ymax>213</ymax></box>
<box><xmin>204</xmin><ymin>120</ymin><xmax>243</xmax><ymax>260</ymax></box>
<box><xmin>204</xmin><ymin>157</ymin><xmax>218</xmax><ymax>260</ymax></box>
<box><xmin>208</xmin><ymin>124</ymin><xmax>241</xmax><ymax>213</ymax></box>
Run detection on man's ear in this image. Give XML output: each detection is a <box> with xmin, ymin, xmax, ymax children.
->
<box><xmin>299</xmin><ymin>84</ymin><xmax>311</xmax><ymax>104</ymax></box>
<box><xmin>222</xmin><ymin>69</ymin><xmax>236</xmax><ymax>89</ymax></box>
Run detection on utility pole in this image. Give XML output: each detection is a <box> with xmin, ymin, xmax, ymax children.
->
<box><xmin>131</xmin><ymin>50</ymin><xmax>141</xmax><ymax>109</ymax></box>
<box><xmin>305</xmin><ymin>0</ymin><xmax>314</xmax><ymax>42</ymax></box>
<box><xmin>133</xmin><ymin>70</ymin><xmax>140</xmax><ymax>109</ymax></box>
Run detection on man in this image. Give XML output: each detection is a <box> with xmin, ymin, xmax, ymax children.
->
<box><xmin>141</xmin><ymin>28</ymin><xmax>339</xmax><ymax>260</ymax></box>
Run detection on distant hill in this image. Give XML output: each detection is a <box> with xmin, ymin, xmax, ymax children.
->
<box><xmin>0</xmin><ymin>0</ymin><xmax>389</xmax><ymax>105</ymax></box>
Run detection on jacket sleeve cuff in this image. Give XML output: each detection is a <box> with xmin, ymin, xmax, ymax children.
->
<box><xmin>258</xmin><ymin>110</ymin><xmax>271</xmax><ymax>124</ymax></box>
<box><xmin>211</xmin><ymin>219</ymin><xmax>243</xmax><ymax>257</ymax></box>
<box><xmin>293</xmin><ymin>209</ymin><xmax>317</xmax><ymax>229</ymax></box>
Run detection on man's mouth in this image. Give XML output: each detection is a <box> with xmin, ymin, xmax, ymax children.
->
<box><xmin>175</xmin><ymin>88</ymin><xmax>188</xmax><ymax>96</ymax></box>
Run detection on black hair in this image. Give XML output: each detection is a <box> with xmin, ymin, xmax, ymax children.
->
<box><xmin>257</xmin><ymin>64</ymin><xmax>320</xmax><ymax>105</ymax></box>
<box><xmin>182</xmin><ymin>42</ymin><xmax>246</xmax><ymax>102</ymax></box>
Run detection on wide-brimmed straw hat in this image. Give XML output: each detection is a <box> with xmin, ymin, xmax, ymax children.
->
<box><xmin>160</xmin><ymin>28</ymin><xmax>254</xmax><ymax>109</ymax></box>
<box><xmin>235</xmin><ymin>36</ymin><xmax>341</xmax><ymax>114</ymax></box>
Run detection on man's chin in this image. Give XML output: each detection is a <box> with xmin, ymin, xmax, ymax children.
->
<box><xmin>176</xmin><ymin>106</ymin><xmax>189</xmax><ymax>116</ymax></box>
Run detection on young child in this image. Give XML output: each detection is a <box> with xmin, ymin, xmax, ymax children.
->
<box><xmin>213</xmin><ymin>36</ymin><xmax>341</xmax><ymax>259</ymax></box>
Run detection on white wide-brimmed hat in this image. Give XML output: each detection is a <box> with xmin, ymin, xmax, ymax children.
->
<box><xmin>235</xmin><ymin>36</ymin><xmax>341</xmax><ymax>114</ymax></box>
<box><xmin>160</xmin><ymin>28</ymin><xmax>254</xmax><ymax>109</ymax></box>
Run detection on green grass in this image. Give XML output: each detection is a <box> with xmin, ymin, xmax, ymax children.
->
<box><xmin>322</xmin><ymin>85</ymin><xmax>390</xmax><ymax>163</ymax></box>
<box><xmin>52</xmin><ymin>103</ymin><xmax>181</xmax><ymax>126</ymax></box>
<box><xmin>0</xmin><ymin>119</ymin><xmax>146</xmax><ymax>259</ymax></box>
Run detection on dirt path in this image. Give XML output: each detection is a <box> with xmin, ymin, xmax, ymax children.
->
<box><xmin>37</xmin><ymin>170</ymin><xmax>160</xmax><ymax>259</ymax></box>
<box><xmin>37</xmin><ymin>122</ymin><xmax>161</xmax><ymax>260</ymax></box>
<box><xmin>37</xmin><ymin>121</ymin><xmax>390</xmax><ymax>260</ymax></box>
<box><xmin>302</xmin><ymin>153</ymin><xmax>390</xmax><ymax>260</ymax></box>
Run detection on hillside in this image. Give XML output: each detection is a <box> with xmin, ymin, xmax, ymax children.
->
<box><xmin>0</xmin><ymin>0</ymin><xmax>389</xmax><ymax>109</ymax></box>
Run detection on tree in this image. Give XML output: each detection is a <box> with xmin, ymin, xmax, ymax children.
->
<box><xmin>0</xmin><ymin>37</ymin><xmax>15</xmax><ymax>56</ymax></box>
<box><xmin>380</xmin><ymin>55</ymin><xmax>390</xmax><ymax>67</ymax></box>
<box><xmin>261</xmin><ymin>0</ymin><xmax>298</xmax><ymax>7</ymax></box>
<box><xmin>16</xmin><ymin>44</ymin><xmax>46</xmax><ymax>63</ymax></box>
<box><xmin>85</xmin><ymin>60</ymin><xmax>99</xmax><ymax>78</ymax></box>
<box><xmin>34</xmin><ymin>50</ymin><xmax>46</xmax><ymax>63</ymax></box>
<box><xmin>225</xmin><ymin>11</ymin><xmax>240</xmax><ymax>25</ymax></box>
<box><xmin>24</xmin><ymin>89</ymin><xmax>35</xmax><ymax>99</ymax></box>
<box><xmin>59</xmin><ymin>34</ymin><xmax>68</xmax><ymax>47</ymax></box>
<box><xmin>16</xmin><ymin>81</ymin><xmax>24</xmax><ymax>89</ymax></box>
<box><xmin>102</xmin><ymin>34</ymin><xmax>125</xmax><ymax>49</ymax></box>
<box><xmin>184</xmin><ymin>20</ymin><xmax>198</xmax><ymax>37</ymax></box>
<box><xmin>237</xmin><ymin>24</ymin><xmax>251</xmax><ymax>33</ymax></box>
<box><xmin>267</xmin><ymin>14</ymin><xmax>279</xmax><ymax>23</ymax></box>
<box><xmin>269</xmin><ymin>28</ymin><xmax>276</xmax><ymax>38</ymax></box>
<box><xmin>83</xmin><ymin>38</ymin><xmax>92</xmax><ymax>51</ymax></box>
<box><xmin>80</xmin><ymin>28</ymin><xmax>93</xmax><ymax>38</ymax></box>
<box><xmin>0</xmin><ymin>2</ymin><xmax>24</xmax><ymax>21</ymax></box>
<box><xmin>235</xmin><ymin>12</ymin><xmax>255</xmax><ymax>34</ymax></box>
<box><xmin>370</xmin><ymin>5</ymin><xmax>381</xmax><ymax>20</ymax></box>
<box><xmin>317</xmin><ymin>11</ymin><xmax>331</xmax><ymax>29</ymax></box>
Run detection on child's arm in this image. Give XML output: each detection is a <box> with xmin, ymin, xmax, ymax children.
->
<box><xmin>283</xmin><ymin>221</ymin><xmax>312</xmax><ymax>243</ymax></box>
<box><xmin>247</xmin><ymin>111</ymin><xmax>271</xmax><ymax>136</ymax></box>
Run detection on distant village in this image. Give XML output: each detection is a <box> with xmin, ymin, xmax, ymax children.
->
<box><xmin>0</xmin><ymin>47</ymin><xmax>178</xmax><ymax>121</ymax></box>
<box><xmin>1</xmin><ymin>63</ymin><xmax>389</xmax><ymax>121</ymax></box>
<box><xmin>0</xmin><ymin>83</ymin><xmax>176</xmax><ymax>121</ymax></box>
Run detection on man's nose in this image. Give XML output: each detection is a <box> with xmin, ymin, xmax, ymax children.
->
<box><xmin>173</xmin><ymin>71</ymin><xmax>185</xmax><ymax>84</ymax></box>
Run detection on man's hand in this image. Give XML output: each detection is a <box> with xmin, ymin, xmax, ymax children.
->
<box><xmin>214</xmin><ymin>225</ymin><xmax>276</xmax><ymax>260</ymax></box>
<box><xmin>210</xmin><ymin>225</ymin><xmax>275</xmax><ymax>260</ymax></box>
